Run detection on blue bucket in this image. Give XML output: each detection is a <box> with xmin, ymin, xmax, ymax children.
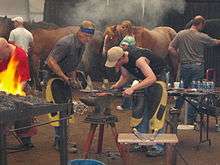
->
<box><xmin>69</xmin><ymin>159</ymin><xmax>105</xmax><ymax>165</ymax></box>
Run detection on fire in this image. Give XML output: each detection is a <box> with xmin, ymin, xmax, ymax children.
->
<box><xmin>0</xmin><ymin>55</ymin><xmax>26</xmax><ymax>96</ymax></box>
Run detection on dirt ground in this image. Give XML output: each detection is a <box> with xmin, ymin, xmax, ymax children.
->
<box><xmin>6</xmin><ymin>93</ymin><xmax>220</xmax><ymax>165</ymax></box>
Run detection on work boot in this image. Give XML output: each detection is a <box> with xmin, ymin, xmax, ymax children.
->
<box><xmin>7</xmin><ymin>143</ymin><xmax>34</xmax><ymax>151</ymax></box>
<box><xmin>15</xmin><ymin>137</ymin><xmax>34</xmax><ymax>150</ymax></box>
<box><xmin>145</xmin><ymin>145</ymin><xmax>165</xmax><ymax>157</ymax></box>
<box><xmin>129</xmin><ymin>144</ymin><xmax>147</xmax><ymax>152</ymax></box>
<box><xmin>216</xmin><ymin>124</ymin><xmax>220</xmax><ymax>132</ymax></box>
<box><xmin>8</xmin><ymin>139</ymin><xmax>34</xmax><ymax>151</ymax></box>
<box><xmin>67</xmin><ymin>143</ymin><xmax>78</xmax><ymax>153</ymax></box>
<box><xmin>53</xmin><ymin>141</ymin><xmax>77</xmax><ymax>153</ymax></box>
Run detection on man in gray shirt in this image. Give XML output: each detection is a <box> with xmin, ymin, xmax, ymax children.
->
<box><xmin>45</xmin><ymin>20</ymin><xmax>95</xmax><ymax>153</ymax></box>
<box><xmin>168</xmin><ymin>16</ymin><xmax>220</xmax><ymax>124</ymax></box>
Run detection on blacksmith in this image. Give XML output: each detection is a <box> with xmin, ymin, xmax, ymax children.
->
<box><xmin>45</xmin><ymin>20</ymin><xmax>95</xmax><ymax>153</ymax></box>
<box><xmin>106</xmin><ymin>45</ymin><xmax>168</xmax><ymax>156</ymax></box>
<box><xmin>0</xmin><ymin>37</ymin><xmax>36</xmax><ymax>150</ymax></box>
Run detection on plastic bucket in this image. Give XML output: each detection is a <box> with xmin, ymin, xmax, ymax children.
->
<box><xmin>69</xmin><ymin>159</ymin><xmax>105</xmax><ymax>165</ymax></box>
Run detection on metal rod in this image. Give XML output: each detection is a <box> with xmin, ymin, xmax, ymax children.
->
<box><xmin>9</xmin><ymin>117</ymin><xmax>71</xmax><ymax>132</ymax></box>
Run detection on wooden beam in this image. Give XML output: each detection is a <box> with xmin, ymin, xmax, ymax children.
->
<box><xmin>118</xmin><ymin>133</ymin><xmax>178</xmax><ymax>144</ymax></box>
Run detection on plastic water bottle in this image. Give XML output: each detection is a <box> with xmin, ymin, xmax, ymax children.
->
<box><xmin>210</xmin><ymin>81</ymin><xmax>215</xmax><ymax>91</ymax></box>
<box><xmin>165</xmin><ymin>71</ymin><xmax>171</xmax><ymax>88</ymax></box>
<box><xmin>197</xmin><ymin>81</ymin><xmax>202</xmax><ymax>89</ymax></box>
<box><xmin>102</xmin><ymin>79</ymin><xmax>109</xmax><ymax>89</ymax></box>
<box><xmin>202</xmin><ymin>81</ymin><xmax>206</xmax><ymax>91</ymax></box>
<box><xmin>180</xmin><ymin>80</ymin><xmax>184</xmax><ymax>88</ymax></box>
<box><xmin>165</xmin><ymin>71</ymin><xmax>170</xmax><ymax>83</ymax></box>
<box><xmin>191</xmin><ymin>81</ymin><xmax>196</xmax><ymax>89</ymax></box>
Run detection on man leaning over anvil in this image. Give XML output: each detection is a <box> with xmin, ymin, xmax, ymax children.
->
<box><xmin>105</xmin><ymin>43</ymin><xmax>168</xmax><ymax>156</ymax></box>
<box><xmin>45</xmin><ymin>20</ymin><xmax>95</xmax><ymax>153</ymax></box>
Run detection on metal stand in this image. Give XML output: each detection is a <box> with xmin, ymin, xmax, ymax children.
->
<box><xmin>83</xmin><ymin>114</ymin><xmax>126</xmax><ymax>161</ymax></box>
<box><xmin>197</xmin><ymin>112</ymin><xmax>211</xmax><ymax>149</ymax></box>
<box><xmin>183</xmin><ymin>98</ymin><xmax>212</xmax><ymax>148</ymax></box>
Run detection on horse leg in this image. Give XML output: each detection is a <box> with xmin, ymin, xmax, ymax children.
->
<box><xmin>167</xmin><ymin>53</ymin><xmax>179</xmax><ymax>82</ymax></box>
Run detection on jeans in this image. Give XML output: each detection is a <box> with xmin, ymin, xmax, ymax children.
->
<box><xmin>135</xmin><ymin>82</ymin><xmax>167</xmax><ymax>152</ymax></box>
<box><xmin>175</xmin><ymin>63</ymin><xmax>204</xmax><ymax>124</ymax></box>
<box><xmin>136</xmin><ymin>100</ymin><xmax>149</xmax><ymax>133</ymax></box>
<box><xmin>121</xmin><ymin>80</ymin><xmax>135</xmax><ymax>110</ymax></box>
<box><xmin>20</xmin><ymin>137</ymin><xmax>32</xmax><ymax>145</ymax></box>
<box><xmin>135</xmin><ymin>81</ymin><xmax>167</xmax><ymax>133</ymax></box>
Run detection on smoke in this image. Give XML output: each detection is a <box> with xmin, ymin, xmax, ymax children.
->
<box><xmin>64</xmin><ymin>0</ymin><xmax>185</xmax><ymax>28</ymax></box>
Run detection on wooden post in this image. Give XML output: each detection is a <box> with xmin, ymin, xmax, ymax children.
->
<box><xmin>166</xmin><ymin>144</ymin><xmax>177</xmax><ymax>165</ymax></box>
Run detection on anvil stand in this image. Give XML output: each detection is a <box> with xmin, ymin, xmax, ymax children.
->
<box><xmin>82</xmin><ymin>112</ymin><xmax>128</xmax><ymax>163</ymax></box>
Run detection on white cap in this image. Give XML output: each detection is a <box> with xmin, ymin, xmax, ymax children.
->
<box><xmin>12</xmin><ymin>16</ymin><xmax>24</xmax><ymax>23</ymax></box>
<box><xmin>105</xmin><ymin>47</ymin><xmax>124</xmax><ymax>67</ymax></box>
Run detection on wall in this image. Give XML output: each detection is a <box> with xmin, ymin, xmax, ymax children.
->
<box><xmin>0</xmin><ymin>0</ymin><xmax>44</xmax><ymax>22</ymax></box>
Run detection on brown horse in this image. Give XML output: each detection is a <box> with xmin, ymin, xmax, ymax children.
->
<box><xmin>0</xmin><ymin>16</ymin><xmax>58</xmax><ymax>39</ymax></box>
<box><xmin>32</xmin><ymin>26</ymin><xmax>104</xmax><ymax>86</ymax></box>
<box><xmin>103</xmin><ymin>25</ymin><xmax>178</xmax><ymax>79</ymax></box>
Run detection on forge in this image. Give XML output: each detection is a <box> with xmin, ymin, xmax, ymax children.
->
<box><xmin>0</xmin><ymin>91</ymin><xmax>72</xmax><ymax>165</ymax></box>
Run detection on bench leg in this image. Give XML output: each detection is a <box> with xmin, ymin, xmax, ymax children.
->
<box><xmin>166</xmin><ymin>144</ymin><xmax>177</xmax><ymax>165</ymax></box>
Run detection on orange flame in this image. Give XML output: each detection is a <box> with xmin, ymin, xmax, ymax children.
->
<box><xmin>0</xmin><ymin>55</ymin><xmax>26</xmax><ymax>96</ymax></box>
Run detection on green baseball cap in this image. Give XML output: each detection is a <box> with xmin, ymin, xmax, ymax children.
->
<box><xmin>120</xmin><ymin>36</ymin><xmax>136</xmax><ymax>46</ymax></box>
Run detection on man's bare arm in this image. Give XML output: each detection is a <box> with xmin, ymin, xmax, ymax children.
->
<box><xmin>46</xmin><ymin>55</ymin><xmax>70</xmax><ymax>82</ymax></box>
<box><xmin>111</xmin><ymin>67</ymin><xmax>129</xmax><ymax>89</ymax></box>
<box><xmin>214</xmin><ymin>39</ymin><xmax>220</xmax><ymax>45</ymax></box>
<box><xmin>131</xmin><ymin>57</ymin><xmax>156</xmax><ymax>91</ymax></box>
<box><xmin>168</xmin><ymin>46</ymin><xmax>178</xmax><ymax>56</ymax></box>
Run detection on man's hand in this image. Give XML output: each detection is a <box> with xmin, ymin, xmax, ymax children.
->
<box><xmin>111</xmin><ymin>84</ymin><xmax>119</xmax><ymax>89</ymax></box>
<box><xmin>123</xmin><ymin>87</ymin><xmax>134</xmax><ymax>96</ymax></box>
<box><xmin>69</xmin><ymin>78</ymin><xmax>83</xmax><ymax>89</ymax></box>
<box><xmin>63</xmin><ymin>75</ymin><xmax>71</xmax><ymax>85</ymax></box>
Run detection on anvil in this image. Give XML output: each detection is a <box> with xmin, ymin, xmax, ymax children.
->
<box><xmin>79</xmin><ymin>90</ymin><xmax>122</xmax><ymax>124</ymax></box>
